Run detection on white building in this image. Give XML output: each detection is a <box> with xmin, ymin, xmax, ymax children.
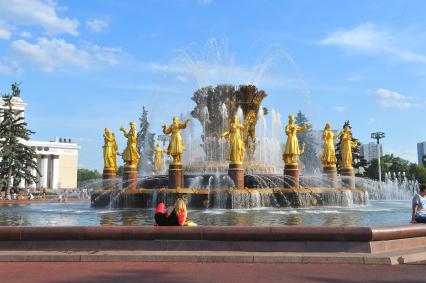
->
<box><xmin>360</xmin><ymin>142</ymin><xmax>383</xmax><ymax>162</ymax></box>
<box><xmin>418</xmin><ymin>141</ymin><xmax>426</xmax><ymax>166</ymax></box>
<box><xmin>1</xmin><ymin>96</ymin><xmax>79</xmax><ymax>190</ymax></box>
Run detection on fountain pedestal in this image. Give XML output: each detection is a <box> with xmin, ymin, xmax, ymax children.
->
<box><xmin>169</xmin><ymin>164</ymin><xmax>184</xmax><ymax>189</ymax></box>
<box><xmin>123</xmin><ymin>166</ymin><xmax>138</xmax><ymax>190</ymax></box>
<box><xmin>323</xmin><ymin>165</ymin><xmax>337</xmax><ymax>188</ymax></box>
<box><xmin>341</xmin><ymin>167</ymin><xmax>355</xmax><ymax>189</ymax></box>
<box><xmin>102</xmin><ymin>168</ymin><xmax>116</xmax><ymax>190</ymax></box>
<box><xmin>284</xmin><ymin>164</ymin><xmax>299</xmax><ymax>188</ymax></box>
<box><xmin>228</xmin><ymin>163</ymin><xmax>244</xmax><ymax>189</ymax></box>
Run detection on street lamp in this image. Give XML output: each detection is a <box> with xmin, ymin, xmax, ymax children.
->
<box><xmin>371</xmin><ymin>132</ymin><xmax>385</xmax><ymax>188</ymax></box>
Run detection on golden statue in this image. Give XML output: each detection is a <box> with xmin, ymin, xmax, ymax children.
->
<box><xmin>103</xmin><ymin>128</ymin><xmax>118</xmax><ymax>171</ymax></box>
<box><xmin>321</xmin><ymin>123</ymin><xmax>337</xmax><ymax>166</ymax></box>
<box><xmin>283</xmin><ymin>114</ymin><xmax>311</xmax><ymax>165</ymax></box>
<box><xmin>120</xmin><ymin>122</ymin><xmax>140</xmax><ymax>168</ymax></box>
<box><xmin>154</xmin><ymin>143</ymin><xmax>165</xmax><ymax>173</ymax></box>
<box><xmin>221</xmin><ymin>115</ymin><xmax>246</xmax><ymax>164</ymax></box>
<box><xmin>162</xmin><ymin>117</ymin><xmax>190</xmax><ymax>165</ymax></box>
<box><xmin>337</xmin><ymin>125</ymin><xmax>359</xmax><ymax>168</ymax></box>
<box><xmin>112</xmin><ymin>133</ymin><xmax>118</xmax><ymax>170</ymax></box>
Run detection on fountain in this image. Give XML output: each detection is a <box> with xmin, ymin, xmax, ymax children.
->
<box><xmin>91</xmin><ymin>83</ymin><xmax>369</xmax><ymax>209</ymax></box>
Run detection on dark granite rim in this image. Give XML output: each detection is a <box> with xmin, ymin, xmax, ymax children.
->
<box><xmin>0</xmin><ymin>224</ymin><xmax>424</xmax><ymax>242</ymax></box>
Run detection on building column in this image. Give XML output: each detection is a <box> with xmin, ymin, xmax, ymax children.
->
<box><xmin>28</xmin><ymin>157</ymin><xmax>37</xmax><ymax>188</ymax></box>
<box><xmin>19</xmin><ymin>178</ymin><xmax>25</xmax><ymax>189</ymax></box>
<box><xmin>51</xmin><ymin>155</ymin><xmax>60</xmax><ymax>190</ymax></box>
<box><xmin>40</xmin><ymin>155</ymin><xmax>49</xmax><ymax>189</ymax></box>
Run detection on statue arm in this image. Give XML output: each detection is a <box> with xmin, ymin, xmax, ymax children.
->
<box><xmin>221</xmin><ymin>131</ymin><xmax>229</xmax><ymax>138</ymax></box>
<box><xmin>120</xmin><ymin>127</ymin><xmax>128</xmax><ymax>137</ymax></box>
<box><xmin>351</xmin><ymin>140</ymin><xmax>360</xmax><ymax>148</ymax></box>
<box><xmin>179</xmin><ymin>119</ymin><xmax>190</xmax><ymax>129</ymax></box>
<box><xmin>285</xmin><ymin>125</ymin><xmax>291</xmax><ymax>135</ymax></box>
<box><xmin>297</xmin><ymin>124</ymin><xmax>311</xmax><ymax>133</ymax></box>
<box><xmin>162</xmin><ymin>124</ymin><xmax>172</xmax><ymax>134</ymax></box>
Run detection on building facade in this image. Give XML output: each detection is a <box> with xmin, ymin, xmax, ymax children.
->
<box><xmin>418</xmin><ymin>142</ymin><xmax>426</xmax><ymax>166</ymax></box>
<box><xmin>360</xmin><ymin>142</ymin><xmax>383</xmax><ymax>162</ymax></box>
<box><xmin>1</xmin><ymin>96</ymin><xmax>79</xmax><ymax>190</ymax></box>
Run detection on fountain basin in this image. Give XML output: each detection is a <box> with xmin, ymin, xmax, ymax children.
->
<box><xmin>91</xmin><ymin>187</ymin><xmax>368</xmax><ymax>208</ymax></box>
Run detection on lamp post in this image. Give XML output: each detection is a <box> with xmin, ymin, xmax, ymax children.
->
<box><xmin>371</xmin><ymin>132</ymin><xmax>385</xmax><ymax>189</ymax></box>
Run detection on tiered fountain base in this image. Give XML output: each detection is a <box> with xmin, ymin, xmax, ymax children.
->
<box><xmin>341</xmin><ymin>167</ymin><xmax>356</xmax><ymax>189</ymax></box>
<box><xmin>228</xmin><ymin>163</ymin><xmax>244</xmax><ymax>189</ymax></box>
<box><xmin>102</xmin><ymin>168</ymin><xmax>116</xmax><ymax>190</ymax></box>
<box><xmin>91</xmin><ymin>187</ymin><xmax>368</xmax><ymax>209</ymax></box>
<box><xmin>323</xmin><ymin>165</ymin><xmax>338</xmax><ymax>188</ymax></box>
<box><xmin>168</xmin><ymin>164</ymin><xmax>184</xmax><ymax>189</ymax></box>
<box><xmin>123</xmin><ymin>166</ymin><xmax>138</xmax><ymax>191</ymax></box>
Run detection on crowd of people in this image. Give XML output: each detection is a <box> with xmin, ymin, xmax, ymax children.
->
<box><xmin>0</xmin><ymin>187</ymin><xmax>90</xmax><ymax>202</ymax></box>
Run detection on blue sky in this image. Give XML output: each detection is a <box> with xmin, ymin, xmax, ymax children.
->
<box><xmin>0</xmin><ymin>0</ymin><xmax>425</xmax><ymax>170</ymax></box>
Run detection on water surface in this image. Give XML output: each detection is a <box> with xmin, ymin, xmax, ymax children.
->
<box><xmin>0</xmin><ymin>200</ymin><xmax>411</xmax><ymax>227</ymax></box>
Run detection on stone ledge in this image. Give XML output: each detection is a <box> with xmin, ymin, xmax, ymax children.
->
<box><xmin>0</xmin><ymin>225</ymin><xmax>425</xmax><ymax>242</ymax></box>
<box><xmin>0</xmin><ymin>250</ymin><xmax>424</xmax><ymax>265</ymax></box>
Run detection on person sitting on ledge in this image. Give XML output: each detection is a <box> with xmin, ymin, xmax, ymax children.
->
<box><xmin>154</xmin><ymin>198</ymin><xmax>187</xmax><ymax>226</ymax></box>
<box><xmin>411</xmin><ymin>183</ymin><xmax>426</xmax><ymax>223</ymax></box>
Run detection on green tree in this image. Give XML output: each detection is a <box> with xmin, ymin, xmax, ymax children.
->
<box><xmin>137</xmin><ymin>106</ymin><xmax>155</xmax><ymax>174</ymax></box>
<box><xmin>365</xmin><ymin>154</ymin><xmax>426</xmax><ymax>183</ymax></box>
<box><xmin>295</xmin><ymin>111</ymin><xmax>321</xmax><ymax>174</ymax></box>
<box><xmin>116</xmin><ymin>165</ymin><xmax>124</xmax><ymax>177</ymax></box>
<box><xmin>0</xmin><ymin>84</ymin><xmax>39</xmax><ymax>198</ymax></box>
<box><xmin>408</xmin><ymin>164</ymin><xmax>426</xmax><ymax>183</ymax></box>
<box><xmin>77</xmin><ymin>168</ymin><xmax>102</xmax><ymax>184</ymax></box>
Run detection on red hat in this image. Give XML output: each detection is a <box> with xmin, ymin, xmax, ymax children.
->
<box><xmin>155</xmin><ymin>203</ymin><xmax>165</xmax><ymax>214</ymax></box>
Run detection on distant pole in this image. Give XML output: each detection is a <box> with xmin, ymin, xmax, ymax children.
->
<box><xmin>371</xmin><ymin>132</ymin><xmax>385</xmax><ymax>189</ymax></box>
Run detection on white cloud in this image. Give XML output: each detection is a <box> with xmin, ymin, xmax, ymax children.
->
<box><xmin>0</xmin><ymin>0</ymin><xmax>79</xmax><ymax>36</ymax></box>
<box><xmin>11</xmin><ymin>37</ymin><xmax>90</xmax><ymax>71</ymax></box>
<box><xmin>80</xmin><ymin>41</ymin><xmax>121</xmax><ymax>65</ymax></box>
<box><xmin>86</xmin><ymin>19</ymin><xmax>108</xmax><ymax>33</ymax></box>
<box><xmin>176</xmin><ymin>75</ymin><xmax>189</xmax><ymax>83</ymax></box>
<box><xmin>0</xmin><ymin>62</ymin><xmax>12</xmax><ymax>75</ymax></box>
<box><xmin>320</xmin><ymin>22</ymin><xmax>426</xmax><ymax>64</ymax></box>
<box><xmin>19</xmin><ymin>31</ymin><xmax>32</xmax><ymax>38</ymax></box>
<box><xmin>10</xmin><ymin>37</ymin><xmax>121</xmax><ymax>72</ymax></box>
<box><xmin>0</xmin><ymin>27</ymin><xmax>11</xmax><ymax>40</ymax></box>
<box><xmin>369</xmin><ymin>88</ymin><xmax>422</xmax><ymax>109</ymax></box>
<box><xmin>368</xmin><ymin>118</ymin><xmax>376</xmax><ymax>124</ymax></box>
<box><xmin>335</xmin><ymin>106</ymin><xmax>346</xmax><ymax>113</ymax></box>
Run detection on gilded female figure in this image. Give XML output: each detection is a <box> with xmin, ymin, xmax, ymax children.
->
<box><xmin>283</xmin><ymin>114</ymin><xmax>311</xmax><ymax>165</ymax></box>
<box><xmin>103</xmin><ymin>128</ymin><xmax>116</xmax><ymax>170</ymax></box>
<box><xmin>120</xmin><ymin>122</ymin><xmax>140</xmax><ymax>168</ymax></box>
<box><xmin>337</xmin><ymin>125</ymin><xmax>359</xmax><ymax>168</ymax></box>
<box><xmin>162</xmin><ymin>117</ymin><xmax>190</xmax><ymax>164</ymax></box>
<box><xmin>221</xmin><ymin>115</ymin><xmax>246</xmax><ymax>164</ymax></box>
<box><xmin>321</xmin><ymin>123</ymin><xmax>337</xmax><ymax>166</ymax></box>
<box><xmin>154</xmin><ymin>143</ymin><xmax>165</xmax><ymax>173</ymax></box>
